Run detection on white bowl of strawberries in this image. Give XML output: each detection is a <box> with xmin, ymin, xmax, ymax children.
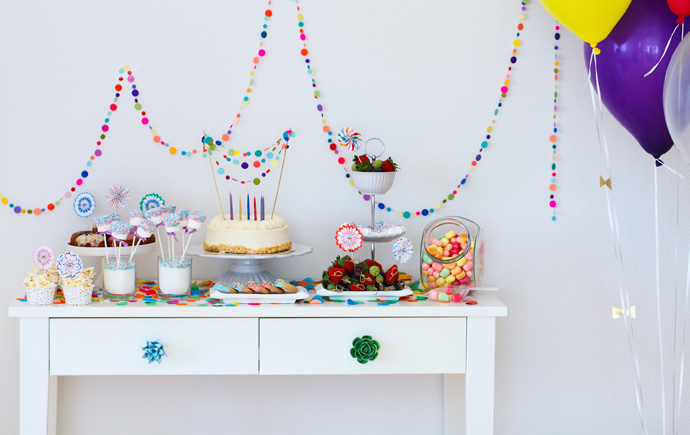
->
<box><xmin>350</xmin><ymin>154</ymin><xmax>398</xmax><ymax>195</ymax></box>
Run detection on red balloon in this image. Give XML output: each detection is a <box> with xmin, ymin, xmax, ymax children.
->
<box><xmin>668</xmin><ymin>0</ymin><xmax>690</xmax><ymax>20</ymax></box>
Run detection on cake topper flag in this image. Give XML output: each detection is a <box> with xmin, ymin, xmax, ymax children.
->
<box><xmin>33</xmin><ymin>244</ymin><xmax>54</xmax><ymax>270</ymax></box>
<box><xmin>202</xmin><ymin>132</ymin><xmax>226</xmax><ymax>220</ymax></box>
<box><xmin>335</xmin><ymin>224</ymin><xmax>364</xmax><ymax>253</ymax></box>
<box><xmin>73</xmin><ymin>192</ymin><xmax>96</xmax><ymax>229</ymax></box>
<box><xmin>272</xmin><ymin>129</ymin><xmax>295</xmax><ymax>219</ymax></box>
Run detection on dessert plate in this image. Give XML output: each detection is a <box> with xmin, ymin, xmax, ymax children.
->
<box><xmin>315</xmin><ymin>284</ymin><xmax>412</xmax><ymax>301</ymax></box>
<box><xmin>65</xmin><ymin>242</ymin><xmax>156</xmax><ymax>257</ymax></box>
<box><xmin>209</xmin><ymin>286</ymin><xmax>309</xmax><ymax>304</ymax></box>
<box><xmin>188</xmin><ymin>243</ymin><xmax>312</xmax><ymax>260</ymax></box>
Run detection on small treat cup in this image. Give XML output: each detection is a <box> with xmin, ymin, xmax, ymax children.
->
<box><xmin>24</xmin><ymin>284</ymin><xmax>57</xmax><ymax>306</ymax></box>
<box><xmin>63</xmin><ymin>285</ymin><xmax>95</xmax><ymax>306</ymax></box>
<box><xmin>157</xmin><ymin>256</ymin><xmax>192</xmax><ymax>299</ymax></box>
<box><xmin>102</xmin><ymin>258</ymin><xmax>137</xmax><ymax>300</ymax></box>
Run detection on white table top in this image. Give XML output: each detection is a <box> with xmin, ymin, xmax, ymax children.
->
<box><xmin>8</xmin><ymin>292</ymin><xmax>506</xmax><ymax>319</ymax></box>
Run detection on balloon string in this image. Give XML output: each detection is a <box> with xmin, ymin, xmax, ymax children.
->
<box><xmin>644</xmin><ymin>24</ymin><xmax>680</xmax><ymax>77</ymax></box>
<box><xmin>654</xmin><ymin>167</ymin><xmax>667</xmax><ymax>435</ymax></box>
<box><xmin>589</xmin><ymin>53</ymin><xmax>648</xmax><ymax>434</ymax></box>
<box><xmin>677</xmin><ymin>213</ymin><xmax>690</xmax><ymax>432</ymax></box>
<box><xmin>656</xmin><ymin>159</ymin><xmax>687</xmax><ymax>180</ymax></box>
<box><xmin>672</xmin><ymin>170</ymin><xmax>678</xmax><ymax>435</ymax></box>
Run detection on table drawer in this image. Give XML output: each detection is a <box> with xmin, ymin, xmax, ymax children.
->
<box><xmin>50</xmin><ymin>318</ymin><xmax>258</xmax><ymax>375</ymax></box>
<box><xmin>260</xmin><ymin>317</ymin><xmax>466</xmax><ymax>375</ymax></box>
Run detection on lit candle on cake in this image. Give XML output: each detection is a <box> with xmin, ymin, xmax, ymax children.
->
<box><xmin>229</xmin><ymin>192</ymin><xmax>234</xmax><ymax>220</ymax></box>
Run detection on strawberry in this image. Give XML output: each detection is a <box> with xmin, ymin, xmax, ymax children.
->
<box><xmin>384</xmin><ymin>264</ymin><xmax>399</xmax><ymax>284</ymax></box>
<box><xmin>362</xmin><ymin>273</ymin><xmax>375</xmax><ymax>285</ymax></box>
<box><xmin>342</xmin><ymin>257</ymin><xmax>355</xmax><ymax>273</ymax></box>
<box><xmin>327</xmin><ymin>267</ymin><xmax>345</xmax><ymax>284</ymax></box>
<box><xmin>381</xmin><ymin>160</ymin><xmax>395</xmax><ymax>172</ymax></box>
<box><xmin>350</xmin><ymin>282</ymin><xmax>366</xmax><ymax>292</ymax></box>
<box><xmin>364</xmin><ymin>259</ymin><xmax>382</xmax><ymax>271</ymax></box>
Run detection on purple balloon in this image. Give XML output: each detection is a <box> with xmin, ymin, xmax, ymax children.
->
<box><xmin>584</xmin><ymin>0</ymin><xmax>687</xmax><ymax>159</ymax></box>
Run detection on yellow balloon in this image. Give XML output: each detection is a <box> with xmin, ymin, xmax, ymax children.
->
<box><xmin>539</xmin><ymin>0</ymin><xmax>631</xmax><ymax>48</ymax></box>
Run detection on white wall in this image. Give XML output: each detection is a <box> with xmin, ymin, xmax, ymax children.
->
<box><xmin>1</xmin><ymin>0</ymin><xmax>688</xmax><ymax>433</ymax></box>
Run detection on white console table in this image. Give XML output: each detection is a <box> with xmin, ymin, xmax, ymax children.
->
<box><xmin>9</xmin><ymin>293</ymin><xmax>506</xmax><ymax>434</ymax></box>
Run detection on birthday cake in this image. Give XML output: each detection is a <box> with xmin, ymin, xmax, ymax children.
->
<box><xmin>203</xmin><ymin>215</ymin><xmax>292</xmax><ymax>254</ymax></box>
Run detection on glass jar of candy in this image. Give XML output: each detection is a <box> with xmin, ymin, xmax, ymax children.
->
<box><xmin>420</xmin><ymin>216</ymin><xmax>484</xmax><ymax>293</ymax></box>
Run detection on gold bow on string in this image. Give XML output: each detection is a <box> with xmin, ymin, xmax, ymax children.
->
<box><xmin>600</xmin><ymin>176</ymin><xmax>612</xmax><ymax>189</ymax></box>
<box><xmin>612</xmin><ymin>305</ymin><xmax>636</xmax><ymax>319</ymax></box>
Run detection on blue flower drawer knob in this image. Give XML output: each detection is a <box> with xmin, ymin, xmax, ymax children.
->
<box><xmin>142</xmin><ymin>339</ymin><xmax>167</xmax><ymax>364</ymax></box>
<box><xmin>350</xmin><ymin>335</ymin><xmax>380</xmax><ymax>364</ymax></box>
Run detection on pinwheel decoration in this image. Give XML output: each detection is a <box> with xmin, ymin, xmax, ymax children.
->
<box><xmin>105</xmin><ymin>184</ymin><xmax>130</xmax><ymax>210</ymax></box>
<box><xmin>139</xmin><ymin>193</ymin><xmax>165</xmax><ymax>212</ymax></box>
<box><xmin>73</xmin><ymin>192</ymin><xmax>96</xmax><ymax>218</ymax></box>
<box><xmin>335</xmin><ymin>224</ymin><xmax>363</xmax><ymax>253</ymax></box>
<box><xmin>33</xmin><ymin>244</ymin><xmax>55</xmax><ymax>270</ymax></box>
<box><xmin>56</xmin><ymin>251</ymin><xmax>83</xmax><ymax>279</ymax></box>
<box><xmin>338</xmin><ymin>127</ymin><xmax>362</xmax><ymax>151</ymax></box>
<box><xmin>392</xmin><ymin>237</ymin><xmax>413</xmax><ymax>264</ymax></box>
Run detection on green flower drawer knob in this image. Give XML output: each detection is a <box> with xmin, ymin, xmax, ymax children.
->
<box><xmin>350</xmin><ymin>335</ymin><xmax>380</xmax><ymax>364</ymax></box>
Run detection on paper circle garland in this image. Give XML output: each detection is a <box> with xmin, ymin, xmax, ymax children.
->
<box><xmin>335</xmin><ymin>224</ymin><xmax>363</xmax><ymax>253</ymax></box>
<box><xmin>139</xmin><ymin>193</ymin><xmax>165</xmax><ymax>212</ymax></box>
<box><xmin>32</xmin><ymin>244</ymin><xmax>55</xmax><ymax>270</ymax></box>
<box><xmin>392</xmin><ymin>237</ymin><xmax>413</xmax><ymax>264</ymax></box>
<box><xmin>73</xmin><ymin>192</ymin><xmax>96</xmax><ymax>218</ymax></box>
<box><xmin>105</xmin><ymin>184</ymin><xmax>130</xmax><ymax>210</ymax></box>
<box><xmin>56</xmin><ymin>251</ymin><xmax>83</xmax><ymax>279</ymax></box>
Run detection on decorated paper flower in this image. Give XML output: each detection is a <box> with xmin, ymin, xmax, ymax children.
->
<box><xmin>392</xmin><ymin>237</ymin><xmax>414</xmax><ymax>264</ymax></box>
<box><xmin>335</xmin><ymin>224</ymin><xmax>363</xmax><ymax>253</ymax></box>
<box><xmin>139</xmin><ymin>193</ymin><xmax>165</xmax><ymax>212</ymax></box>
<box><xmin>56</xmin><ymin>251</ymin><xmax>83</xmax><ymax>279</ymax></box>
<box><xmin>73</xmin><ymin>192</ymin><xmax>96</xmax><ymax>218</ymax></box>
<box><xmin>338</xmin><ymin>127</ymin><xmax>362</xmax><ymax>151</ymax></box>
<box><xmin>105</xmin><ymin>184</ymin><xmax>130</xmax><ymax>210</ymax></box>
<box><xmin>350</xmin><ymin>335</ymin><xmax>380</xmax><ymax>364</ymax></box>
<box><xmin>141</xmin><ymin>340</ymin><xmax>167</xmax><ymax>364</ymax></box>
<box><xmin>33</xmin><ymin>244</ymin><xmax>55</xmax><ymax>270</ymax></box>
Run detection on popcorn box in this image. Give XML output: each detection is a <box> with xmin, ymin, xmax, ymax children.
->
<box><xmin>24</xmin><ymin>284</ymin><xmax>57</xmax><ymax>306</ymax></box>
<box><xmin>63</xmin><ymin>286</ymin><xmax>94</xmax><ymax>306</ymax></box>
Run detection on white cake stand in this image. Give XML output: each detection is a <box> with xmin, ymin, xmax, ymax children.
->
<box><xmin>187</xmin><ymin>243</ymin><xmax>313</xmax><ymax>285</ymax></box>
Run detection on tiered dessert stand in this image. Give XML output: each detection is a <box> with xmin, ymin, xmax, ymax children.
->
<box><xmin>349</xmin><ymin>139</ymin><xmax>405</xmax><ymax>260</ymax></box>
<box><xmin>187</xmin><ymin>243</ymin><xmax>312</xmax><ymax>285</ymax></box>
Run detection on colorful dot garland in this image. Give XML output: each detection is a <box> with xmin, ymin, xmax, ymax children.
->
<box><xmin>0</xmin><ymin>0</ymin><xmax>281</xmax><ymax>215</ymax></box>
<box><xmin>1</xmin><ymin>0</ymin><xmax>540</xmax><ymax>217</ymax></box>
<box><xmin>296</xmin><ymin>0</ymin><xmax>533</xmax><ymax>218</ymax></box>
<box><xmin>549</xmin><ymin>24</ymin><xmax>560</xmax><ymax>221</ymax></box>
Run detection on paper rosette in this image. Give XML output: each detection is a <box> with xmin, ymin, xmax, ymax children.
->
<box><xmin>105</xmin><ymin>184</ymin><xmax>130</xmax><ymax>210</ymax></box>
<box><xmin>335</xmin><ymin>224</ymin><xmax>363</xmax><ymax>253</ymax></box>
<box><xmin>338</xmin><ymin>127</ymin><xmax>362</xmax><ymax>151</ymax></box>
<box><xmin>392</xmin><ymin>237</ymin><xmax>413</xmax><ymax>264</ymax></box>
<box><xmin>73</xmin><ymin>192</ymin><xmax>96</xmax><ymax>218</ymax></box>
<box><xmin>56</xmin><ymin>251</ymin><xmax>83</xmax><ymax>279</ymax></box>
<box><xmin>139</xmin><ymin>193</ymin><xmax>165</xmax><ymax>212</ymax></box>
<box><xmin>33</xmin><ymin>244</ymin><xmax>55</xmax><ymax>270</ymax></box>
